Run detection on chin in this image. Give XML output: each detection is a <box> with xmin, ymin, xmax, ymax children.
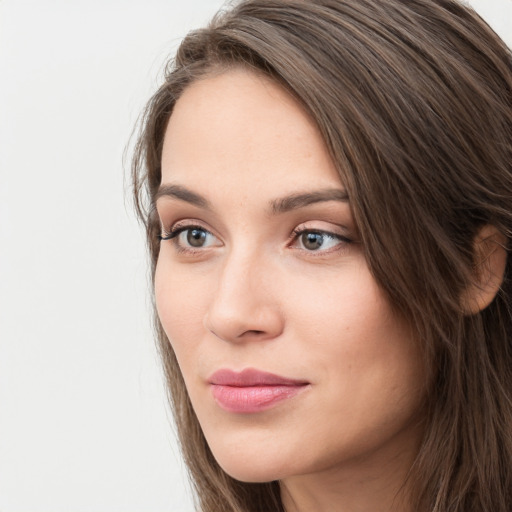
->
<box><xmin>221</xmin><ymin>466</ymin><xmax>283</xmax><ymax>484</ymax></box>
<box><xmin>210</xmin><ymin>446</ymin><xmax>291</xmax><ymax>483</ymax></box>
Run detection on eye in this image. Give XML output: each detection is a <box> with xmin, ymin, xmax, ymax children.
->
<box><xmin>159</xmin><ymin>224</ymin><xmax>220</xmax><ymax>250</ymax></box>
<box><xmin>181</xmin><ymin>227</ymin><xmax>211</xmax><ymax>247</ymax></box>
<box><xmin>292</xmin><ymin>229</ymin><xmax>349</xmax><ymax>252</ymax></box>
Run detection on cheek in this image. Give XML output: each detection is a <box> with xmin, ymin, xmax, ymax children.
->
<box><xmin>282</xmin><ymin>259</ymin><xmax>391</xmax><ymax>356</ymax></box>
<box><xmin>154</xmin><ymin>250</ymin><xmax>426</xmax><ymax>482</ymax></box>
<box><xmin>154</xmin><ymin>256</ymin><xmax>210</xmax><ymax>363</ymax></box>
<box><xmin>284</xmin><ymin>263</ymin><xmax>424</xmax><ymax>421</ymax></box>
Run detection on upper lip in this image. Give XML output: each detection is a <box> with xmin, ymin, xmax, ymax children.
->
<box><xmin>208</xmin><ymin>368</ymin><xmax>309</xmax><ymax>387</ymax></box>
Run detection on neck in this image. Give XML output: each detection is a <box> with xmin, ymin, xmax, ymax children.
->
<box><xmin>280</xmin><ymin>422</ymin><xmax>421</xmax><ymax>512</ymax></box>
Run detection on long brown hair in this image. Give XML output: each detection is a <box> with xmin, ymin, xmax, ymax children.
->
<box><xmin>132</xmin><ymin>1</ymin><xmax>512</xmax><ymax>510</ymax></box>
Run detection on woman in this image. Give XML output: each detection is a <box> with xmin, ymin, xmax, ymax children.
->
<box><xmin>132</xmin><ymin>0</ymin><xmax>512</xmax><ymax>510</ymax></box>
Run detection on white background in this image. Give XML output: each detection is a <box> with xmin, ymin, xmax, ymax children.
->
<box><xmin>0</xmin><ymin>1</ymin><xmax>510</xmax><ymax>511</ymax></box>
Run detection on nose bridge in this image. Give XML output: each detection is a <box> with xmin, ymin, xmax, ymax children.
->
<box><xmin>204</xmin><ymin>244</ymin><xmax>282</xmax><ymax>343</ymax></box>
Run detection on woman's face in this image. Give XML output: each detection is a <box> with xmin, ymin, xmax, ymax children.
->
<box><xmin>155</xmin><ymin>69</ymin><xmax>426</xmax><ymax>484</ymax></box>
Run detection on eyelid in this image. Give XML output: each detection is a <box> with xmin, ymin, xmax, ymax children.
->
<box><xmin>159</xmin><ymin>219</ymin><xmax>214</xmax><ymax>239</ymax></box>
<box><xmin>158</xmin><ymin>219</ymin><xmax>223</xmax><ymax>255</ymax></box>
<box><xmin>157</xmin><ymin>217</ymin><xmax>353</xmax><ymax>256</ymax></box>
<box><xmin>289</xmin><ymin>222</ymin><xmax>353</xmax><ymax>253</ymax></box>
<box><xmin>291</xmin><ymin>221</ymin><xmax>352</xmax><ymax>240</ymax></box>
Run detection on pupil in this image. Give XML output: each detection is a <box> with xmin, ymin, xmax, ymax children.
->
<box><xmin>303</xmin><ymin>232</ymin><xmax>323</xmax><ymax>250</ymax></box>
<box><xmin>187</xmin><ymin>229</ymin><xmax>206</xmax><ymax>247</ymax></box>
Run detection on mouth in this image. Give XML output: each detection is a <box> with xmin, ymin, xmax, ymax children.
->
<box><xmin>208</xmin><ymin>368</ymin><xmax>310</xmax><ymax>413</ymax></box>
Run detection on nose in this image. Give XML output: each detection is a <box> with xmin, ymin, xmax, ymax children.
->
<box><xmin>204</xmin><ymin>250</ymin><xmax>284</xmax><ymax>343</ymax></box>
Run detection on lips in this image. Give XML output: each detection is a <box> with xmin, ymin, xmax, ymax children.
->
<box><xmin>208</xmin><ymin>368</ymin><xmax>309</xmax><ymax>413</ymax></box>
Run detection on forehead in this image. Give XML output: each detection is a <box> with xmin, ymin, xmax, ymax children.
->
<box><xmin>160</xmin><ymin>69</ymin><xmax>342</xmax><ymax>202</ymax></box>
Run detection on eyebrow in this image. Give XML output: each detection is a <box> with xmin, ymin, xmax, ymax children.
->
<box><xmin>155</xmin><ymin>184</ymin><xmax>349</xmax><ymax>213</ymax></box>
<box><xmin>155</xmin><ymin>184</ymin><xmax>211</xmax><ymax>210</ymax></box>
<box><xmin>269</xmin><ymin>188</ymin><xmax>349</xmax><ymax>214</ymax></box>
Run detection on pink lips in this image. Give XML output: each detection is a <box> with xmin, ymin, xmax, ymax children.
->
<box><xmin>208</xmin><ymin>368</ymin><xmax>309</xmax><ymax>413</ymax></box>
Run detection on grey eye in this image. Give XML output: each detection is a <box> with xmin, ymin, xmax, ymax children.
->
<box><xmin>187</xmin><ymin>228</ymin><xmax>208</xmax><ymax>247</ymax></box>
<box><xmin>301</xmin><ymin>232</ymin><xmax>324</xmax><ymax>251</ymax></box>
<box><xmin>294</xmin><ymin>229</ymin><xmax>346</xmax><ymax>252</ymax></box>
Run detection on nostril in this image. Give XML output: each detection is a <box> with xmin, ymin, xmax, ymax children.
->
<box><xmin>204</xmin><ymin>299</ymin><xmax>284</xmax><ymax>343</ymax></box>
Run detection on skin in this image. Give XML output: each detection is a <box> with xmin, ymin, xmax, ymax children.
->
<box><xmin>155</xmin><ymin>69</ymin><xmax>427</xmax><ymax>512</ymax></box>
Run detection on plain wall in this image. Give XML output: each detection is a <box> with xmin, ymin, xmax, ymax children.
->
<box><xmin>0</xmin><ymin>1</ymin><xmax>510</xmax><ymax>511</ymax></box>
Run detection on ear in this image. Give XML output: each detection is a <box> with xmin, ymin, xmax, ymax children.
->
<box><xmin>462</xmin><ymin>225</ymin><xmax>508</xmax><ymax>315</ymax></box>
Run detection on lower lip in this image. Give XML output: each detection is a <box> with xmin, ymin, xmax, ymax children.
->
<box><xmin>211</xmin><ymin>384</ymin><xmax>308</xmax><ymax>413</ymax></box>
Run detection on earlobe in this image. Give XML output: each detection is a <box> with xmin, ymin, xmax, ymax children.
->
<box><xmin>462</xmin><ymin>225</ymin><xmax>508</xmax><ymax>315</ymax></box>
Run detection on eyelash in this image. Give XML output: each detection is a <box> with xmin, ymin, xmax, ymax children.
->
<box><xmin>290</xmin><ymin>227</ymin><xmax>352</xmax><ymax>254</ymax></box>
<box><xmin>158</xmin><ymin>223</ymin><xmax>352</xmax><ymax>255</ymax></box>
<box><xmin>158</xmin><ymin>225</ymin><xmax>202</xmax><ymax>241</ymax></box>
<box><xmin>158</xmin><ymin>223</ymin><xmax>214</xmax><ymax>254</ymax></box>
